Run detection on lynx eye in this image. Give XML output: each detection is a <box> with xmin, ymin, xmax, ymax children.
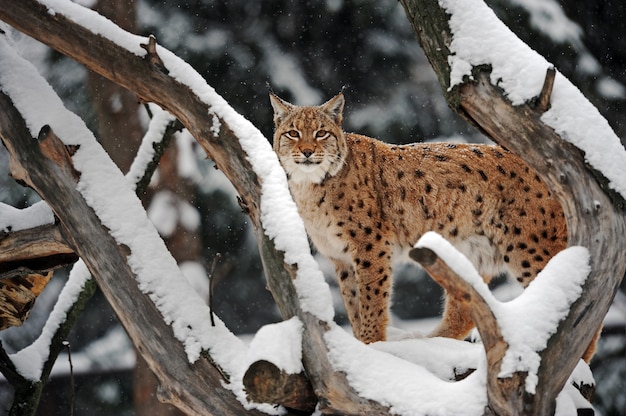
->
<box><xmin>315</xmin><ymin>130</ymin><xmax>329</xmax><ymax>139</ymax></box>
<box><xmin>285</xmin><ymin>129</ymin><xmax>300</xmax><ymax>139</ymax></box>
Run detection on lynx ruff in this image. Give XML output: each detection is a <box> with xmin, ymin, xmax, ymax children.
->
<box><xmin>270</xmin><ymin>92</ymin><xmax>597</xmax><ymax>362</ymax></box>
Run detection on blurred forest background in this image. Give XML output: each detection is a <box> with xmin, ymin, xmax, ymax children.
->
<box><xmin>0</xmin><ymin>0</ymin><xmax>624</xmax><ymax>415</ymax></box>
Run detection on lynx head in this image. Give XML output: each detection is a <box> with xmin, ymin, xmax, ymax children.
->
<box><xmin>270</xmin><ymin>92</ymin><xmax>348</xmax><ymax>184</ymax></box>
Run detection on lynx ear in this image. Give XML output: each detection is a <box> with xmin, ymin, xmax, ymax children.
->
<box><xmin>269</xmin><ymin>93</ymin><xmax>294</xmax><ymax>126</ymax></box>
<box><xmin>320</xmin><ymin>92</ymin><xmax>345</xmax><ymax>125</ymax></box>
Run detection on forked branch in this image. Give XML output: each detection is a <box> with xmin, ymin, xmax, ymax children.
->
<box><xmin>0</xmin><ymin>91</ymin><xmax>258</xmax><ymax>414</ymax></box>
<box><xmin>409</xmin><ymin>247</ymin><xmax>504</xmax><ymax>353</ymax></box>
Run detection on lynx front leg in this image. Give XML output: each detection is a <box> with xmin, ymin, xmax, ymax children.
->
<box><xmin>429</xmin><ymin>292</ymin><xmax>475</xmax><ymax>340</ymax></box>
<box><xmin>333</xmin><ymin>260</ymin><xmax>361</xmax><ymax>338</ymax></box>
<box><xmin>354</xmin><ymin>259</ymin><xmax>393</xmax><ymax>343</ymax></box>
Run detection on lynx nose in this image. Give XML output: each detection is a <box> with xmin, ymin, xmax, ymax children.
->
<box><xmin>301</xmin><ymin>149</ymin><xmax>314</xmax><ymax>158</ymax></box>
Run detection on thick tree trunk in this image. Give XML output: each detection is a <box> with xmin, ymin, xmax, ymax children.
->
<box><xmin>86</xmin><ymin>0</ymin><xmax>143</xmax><ymax>174</ymax></box>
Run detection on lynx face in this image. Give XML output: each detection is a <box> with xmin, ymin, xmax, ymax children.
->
<box><xmin>270</xmin><ymin>93</ymin><xmax>348</xmax><ymax>184</ymax></box>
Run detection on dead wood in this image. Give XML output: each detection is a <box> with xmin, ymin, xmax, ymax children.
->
<box><xmin>243</xmin><ymin>360</ymin><xmax>317</xmax><ymax>413</ymax></box>
<box><xmin>0</xmin><ymin>223</ymin><xmax>77</xmax><ymax>279</ymax></box>
<box><xmin>0</xmin><ymin>271</ymin><xmax>52</xmax><ymax>330</ymax></box>
<box><xmin>408</xmin><ymin>246</ymin><xmax>515</xmax><ymax>406</ymax></box>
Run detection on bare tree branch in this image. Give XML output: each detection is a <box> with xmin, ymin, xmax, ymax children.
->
<box><xmin>0</xmin><ymin>223</ymin><xmax>77</xmax><ymax>278</ymax></box>
<box><xmin>535</xmin><ymin>67</ymin><xmax>556</xmax><ymax>112</ymax></box>
<box><xmin>408</xmin><ymin>247</ymin><xmax>505</xmax><ymax>357</ymax></box>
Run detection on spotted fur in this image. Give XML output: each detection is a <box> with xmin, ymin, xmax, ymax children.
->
<box><xmin>270</xmin><ymin>92</ymin><xmax>568</xmax><ymax>344</ymax></box>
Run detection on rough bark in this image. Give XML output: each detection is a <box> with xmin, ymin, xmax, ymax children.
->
<box><xmin>0</xmin><ymin>223</ymin><xmax>76</xmax><ymax>278</ymax></box>
<box><xmin>243</xmin><ymin>360</ymin><xmax>317</xmax><ymax>412</ymax></box>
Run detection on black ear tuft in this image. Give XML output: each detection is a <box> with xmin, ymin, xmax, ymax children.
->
<box><xmin>320</xmin><ymin>92</ymin><xmax>345</xmax><ymax>125</ymax></box>
<box><xmin>269</xmin><ymin>93</ymin><xmax>294</xmax><ymax>126</ymax></box>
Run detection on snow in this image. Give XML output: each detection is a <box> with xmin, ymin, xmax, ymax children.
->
<box><xmin>245</xmin><ymin>317</ymin><xmax>304</xmax><ymax>375</ymax></box>
<box><xmin>325</xmin><ymin>326</ymin><xmax>488</xmax><ymax>415</ymax></box>
<box><xmin>372</xmin><ymin>336</ymin><xmax>482</xmax><ymax>381</ymax></box>
<box><xmin>555</xmin><ymin>360</ymin><xmax>595</xmax><ymax>416</ymax></box>
<box><xmin>0</xmin><ymin>200</ymin><xmax>54</xmax><ymax>232</ymax></box>
<box><xmin>415</xmin><ymin>232</ymin><xmax>590</xmax><ymax>394</ymax></box>
<box><xmin>442</xmin><ymin>0</ymin><xmax>626</xmax><ymax>200</ymax></box>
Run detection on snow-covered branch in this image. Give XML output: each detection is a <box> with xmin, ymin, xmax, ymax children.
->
<box><xmin>0</xmin><ymin>1</ymin><xmax>377</xmax><ymax>413</ymax></box>
<box><xmin>0</xmin><ymin>104</ymin><xmax>181</xmax><ymax>282</ymax></box>
<box><xmin>400</xmin><ymin>0</ymin><xmax>626</xmax><ymax>414</ymax></box>
<box><xmin>0</xmin><ymin>99</ymin><xmax>185</xmax><ymax>414</ymax></box>
<box><xmin>411</xmin><ymin>232</ymin><xmax>594</xmax><ymax>413</ymax></box>
<box><xmin>0</xmin><ymin>89</ymin><xmax>256</xmax><ymax>415</ymax></box>
<box><xmin>0</xmin><ymin>28</ymin><xmax>265</xmax><ymax>413</ymax></box>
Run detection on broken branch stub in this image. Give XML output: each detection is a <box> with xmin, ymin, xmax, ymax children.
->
<box><xmin>243</xmin><ymin>360</ymin><xmax>317</xmax><ymax>412</ymax></box>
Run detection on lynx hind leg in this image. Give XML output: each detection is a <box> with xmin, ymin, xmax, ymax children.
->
<box><xmin>333</xmin><ymin>261</ymin><xmax>361</xmax><ymax>338</ymax></box>
<box><xmin>428</xmin><ymin>273</ymin><xmax>496</xmax><ymax>340</ymax></box>
<box><xmin>429</xmin><ymin>293</ymin><xmax>475</xmax><ymax>340</ymax></box>
<box><xmin>582</xmin><ymin>325</ymin><xmax>602</xmax><ymax>363</ymax></box>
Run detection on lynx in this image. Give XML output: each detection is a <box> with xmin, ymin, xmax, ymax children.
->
<box><xmin>269</xmin><ymin>92</ymin><xmax>594</xmax><ymax>358</ymax></box>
